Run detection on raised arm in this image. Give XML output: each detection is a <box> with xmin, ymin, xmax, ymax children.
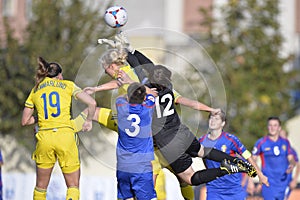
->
<box><xmin>246</xmin><ymin>156</ymin><xmax>269</xmax><ymax>186</ymax></box>
<box><xmin>286</xmin><ymin>154</ymin><xmax>297</xmax><ymax>174</ymax></box>
<box><xmin>75</xmin><ymin>91</ymin><xmax>96</xmax><ymax>132</ymax></box>
<box><xmin>175</xmin><ymin>96</ymin><xmax>221</xmax><ymax>114</ymax></box>
<box><xmin>21</xmin><ymin>107</ymin><xmax>36</xmax><ymax>126</ymax></box>
<box><xmin>83</xmin><ymin>80</ymin><xmax>120</xmax><ymax>95</ymax></box>
<box><xmin>290</xmin><ymin>160</ymin><xmax>300</xmax><ymax>189</ymax></box>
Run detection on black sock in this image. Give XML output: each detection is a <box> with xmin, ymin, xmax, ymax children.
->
<box><xmin>203</xmin><ymin>147</ymin><xmax>235</xmax><ymax>162</ymax></box>
<box><xmin>190</xmin><ymin>168</ymin><xmax>228</xmax><ymax>186</ymax></box>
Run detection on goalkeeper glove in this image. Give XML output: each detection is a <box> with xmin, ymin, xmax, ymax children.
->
<box><xmin>115</xmin><ymin>31</ymin><xmax>135</xmax><ymax>53</ymax></box>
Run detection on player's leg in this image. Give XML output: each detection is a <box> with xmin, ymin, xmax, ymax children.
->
<box><xmin>152</xmin><ymin>153</ymin><xmax>167</xmax><ymax>200</ymax></box>
<box><xmin>57</xmin><ymin>129</ymin><xmax>81</xmax><ymax>200</ymax></box>
<box><xmin>117</xmin><ymin>171</ymin><xmax>135</xmax><ymax>200</ymax></box>
<box><xmin>165</xmin><ymin>165</ymin><xmax>194</xmax><ymax>200</ymax></box>
<box><xmin>32</xmin><ymin>130</ymin><xmax>56</xmax><ymax>200</ymax></box>
<box><xmin>132</xmin><ymin>171</ymin><xmax>157</xmax><ymax>200</ymax></box>
<box><xmin>72</xmin><ymin>107</ymin><xmax>117</xmax><ymax>132</ymax></box>
<box><xmin>168</xmin><ymin>151</ymin><xmax>237</xmax><ymax>186</ymax></box>
<box><xmin>34</xmin><ymin>167</ymin><xmax>53</xmax><ymax>200</ymax></box>
<box><xmin>63</xmin><ymin>170</ymin><xmax>80</xmax><ymax>200</ymax></box>
<box><xmin>179</xmin><ymin>183</ymin><xmax>194</xmax><ymax>200</ymax></box>
<box><xmin>199</xmin><ymin>184</ymin><xmax>207</xmax><ymax>200</ymax></box>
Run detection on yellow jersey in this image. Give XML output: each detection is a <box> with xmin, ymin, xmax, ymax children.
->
<box><xmin>25</xmin><ymin>77</ymin><xmax>82</xmax><ymax>130</ymax></box>
<box><xmin>118</xmin><ymin>65</ymin><xmax>140</xmax><ymax>95</ymax></box>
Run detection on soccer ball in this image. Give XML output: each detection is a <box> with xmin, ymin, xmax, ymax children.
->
<box><xmin>104</xmin><ymin>6</ymin><xmax>128</xmax><ymax>28</ymax></box>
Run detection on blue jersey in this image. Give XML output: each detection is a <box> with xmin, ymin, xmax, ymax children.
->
<box><xmin>199</xmin><ymin>132</ymin><xmax>250</xmax><ymax>198</ymax></box>
<box><xmin>116</xmin><ymin>95</ymin><xmax>155</xmax><ymax>173</ymax></box>
<box><xmin>252</xmin><ymin>135</ymin><xmax>293</xmax><ymax>199</ymax></box>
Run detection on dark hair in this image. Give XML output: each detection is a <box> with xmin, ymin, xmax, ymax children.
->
<box><xmin>267</xmin><ymin>116</ymin><xmax>281</xmax><ymax>125</ymax></box>
<box><xmin>147</xmin><ymin>65</ymin><xmax>172</xmax><ymax>91</ymax></box>
<box><xmin>35</xmin><ymin>57</ymin><xmax>62</xmax><ymax>89</ymax></box>
<box><xmin>209</xmin><ymin>110</ymin><xmax>226</xmax><ymax>122</ymax></box>
<box><xmin>127</xmin><ymin>82</ymin><xmax>146</xmax><ymax>104</ymax></box>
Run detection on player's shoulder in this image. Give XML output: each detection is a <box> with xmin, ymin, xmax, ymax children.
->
<box><xmin>254</xmin><ymin>136</ymin><xmax>268</xmax><ymax>146</ymax></box>
<box><xmin>116</xmin><ymin>96</ymin><xmax>127</xmax><ymax>104</ymax></box>
<box><xmin>60</xmin><ymin>79</ymin><xmax>75</xmax><ymax>85</ymax></box>
<box><xmin>222</xmin><ymin>132</ymin><xmax>239</xmax><ymax>140</ymax></box>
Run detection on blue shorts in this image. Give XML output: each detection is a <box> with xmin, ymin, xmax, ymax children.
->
<box><xmin>117</xmin><ymin>170</ymin><xmax>156</xmax><ymax>200</ymax></box>
<box><xmin>262</xmin><ymin>184</ymin><xmax>285</xmax><ymax>200</ymax></box>
<box><xmin>206</xmin><ymin>189</ymin><xmax>246</xmax><ymax>200</ymax></box>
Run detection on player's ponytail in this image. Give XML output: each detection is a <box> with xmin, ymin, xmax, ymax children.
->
<box><xmin>35</xmin><ymin>57</ymin><xmax>62</xmax><ymax>90</ymax></box>
<box><xmin>35</xmin><ymin>57</ymin><xmax>48</xmax><ymax>90</ymax></box>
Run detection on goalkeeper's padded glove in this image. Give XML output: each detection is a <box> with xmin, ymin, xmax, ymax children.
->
<box><xmin>97</xmin><ymin>38</ymin><xmax>122</xmax><ymax>49</ymax></box>
<box><xmin>115</xmin><ymin>31</ymin><xmax>135</xmax><ymax>53</ymax></box>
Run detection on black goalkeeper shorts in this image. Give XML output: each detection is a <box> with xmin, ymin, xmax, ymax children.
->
<box><xmin>154</xmin><ymin>124</ymin><xmax>201</xmax><ymax>173</ymax></box>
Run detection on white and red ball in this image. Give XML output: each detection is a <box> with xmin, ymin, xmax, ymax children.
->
<box><xmin>104</xmin><ymin>6</ymin><xmax>128</xmax><ymax>28</ymax></box>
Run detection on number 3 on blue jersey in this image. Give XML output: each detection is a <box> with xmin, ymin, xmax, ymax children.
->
<box><xmin>41</xmin><ymin>91</ymin><xmax>61</xmax><ymax>119</ymax></box>
<box><xmin>125</xmin><ymin>114</ymin><xmax>141</xmax><ymax>137</ymax></box>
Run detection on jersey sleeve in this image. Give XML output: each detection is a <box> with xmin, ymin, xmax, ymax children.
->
<box><xmin>72</xmin><ymin>83</ymin><xmax>83</xmax><ymax>99</ymax></box>
<box><xmin>252</xmin><ymin>138</ymin><xmax>263</xmax><ymax>156</ymax></box>
<box><xmin>226</xmin><ymin>133</ymin><xmax>251</xmax><ymax>159</ymax></box>
<box><xmin>116</xmin><ymin>96</ymin><xmax>127</xmax><ymax>105</ymax></box>
<box><xmin>286</xmin><ymin>139</ymin><xmax>294</xmax><ymax>156</ymax></box>
<box><xmin>172</xmin><ymin>89</ymin><xmax>182</xmax><ymax>103</ymax></box>
<box><xmin>292</xmin><ymin>148</ymin><xmax>299</xmax><ymax>162</ymax></box>
<box><xmin>24</xmin><ymin>89</ymin><xmax>35</xmax><ymax>108</ymax></box>
<box><xmin>145</xmin><ymin>94</ymin><xmax>155</xmax><ymax>107</ymax></box>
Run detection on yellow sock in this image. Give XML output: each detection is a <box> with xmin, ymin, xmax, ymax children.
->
<box><xmin>180</xmin><ymin>184</ymin><xmax>194</xmax><ymax>200</ymax></box>
<box><xmin>155</xmin><ymin>170</ymin><xmax>167</xmax><ymax>200</ymax></box>
<box><xmin>66</xmin><ymin>187</ymin><xmax>80</xmax><ymax>200</ymax></box>
<box><xmin>33</xmin><ymin>187</ymin><xmax>47</xmax><ymax>200</ymax></box>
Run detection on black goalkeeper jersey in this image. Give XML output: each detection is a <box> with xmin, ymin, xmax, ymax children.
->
<box><xmin>151</xmin><ymin>86</ymin><xmax>181</xmax><ymax>138</ymax></box>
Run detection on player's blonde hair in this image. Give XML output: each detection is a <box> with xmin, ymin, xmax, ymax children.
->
<box><xmin>100</xmin><ymin>48</ymin><xmax>128</xmax><ymax>69</ymax></box>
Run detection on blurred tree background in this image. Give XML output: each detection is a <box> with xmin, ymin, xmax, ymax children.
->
<box><xmin>0</xmin><ymin>0</ymin><xmax>114</xmax><ymax>152</ymax></box>
<box><xmin>199</xmin><ymin>0</ymin><xmax>298</xmax><ymax>148</ymax></box>
<box><xmin>0</xmin><ymin>0</ymin><xmax>299</xmax><ymax>155</ymax></box>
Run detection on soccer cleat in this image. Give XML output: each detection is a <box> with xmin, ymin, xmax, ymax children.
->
<box><xmin>233</xmin><ymin>158</ymin><xmax>257</xmax><ymax>178</ymax></box>
<box><xmin>220</xmin><ymin>159</ymin><xmax>248</xmax><ymax>174</ymax></box>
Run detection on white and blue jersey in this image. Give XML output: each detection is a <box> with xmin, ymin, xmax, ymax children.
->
<box><xmin>199</xmin><ymin>132</ymin><xmax>251</xmax><ymax>200</ymax></box>
<box><xmin>116</xmin><ymin>94</ymin><xmax>155</xmax><ymax>173</ymax></box>
<box><xmin>252</xmin><ymin>135</ymin><xmax>293</xmax><ymax>200</ymax></box>
<box><xmin>116</xmin><ymin>94</ymin><xmax>156</xmax><ymax>200</ymax></box>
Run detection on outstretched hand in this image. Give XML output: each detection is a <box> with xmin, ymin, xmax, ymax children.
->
<box><xmin>258</xmin><ymin>174</ymin><xmax>269</xmax><ymax>187</ymax></box>
<box><xmin>115</xmin><ymin>31</ymin><xmax>135</xmax><ymax>53</ymax></box>
<box><xmin>83</xmin><ymin>87</ymin><xmax>96</xmax><ymax>95</ymax></box>
<box><xmin>211</xmin><ymin>108</ymin><xmax>221</xmax><ymax>115</ymax></box>
<box><xmin>82</xmin><ymin>120</ymin><xmax>92</xmax><ymax>132</ymax></box>
<box><xmin>117</xmin><ymin>70</ymin><xmax>134</xmax><ymax>84</ymax></box>
<box><xmin>97</xmin><ymin>38</ymin><xmax>122</xmax><ymax>49</ymax></box>
<box><xmin>286</xmin><ymin>163</ymin><xmax>295</xmax><ymax>174</ymax></box>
